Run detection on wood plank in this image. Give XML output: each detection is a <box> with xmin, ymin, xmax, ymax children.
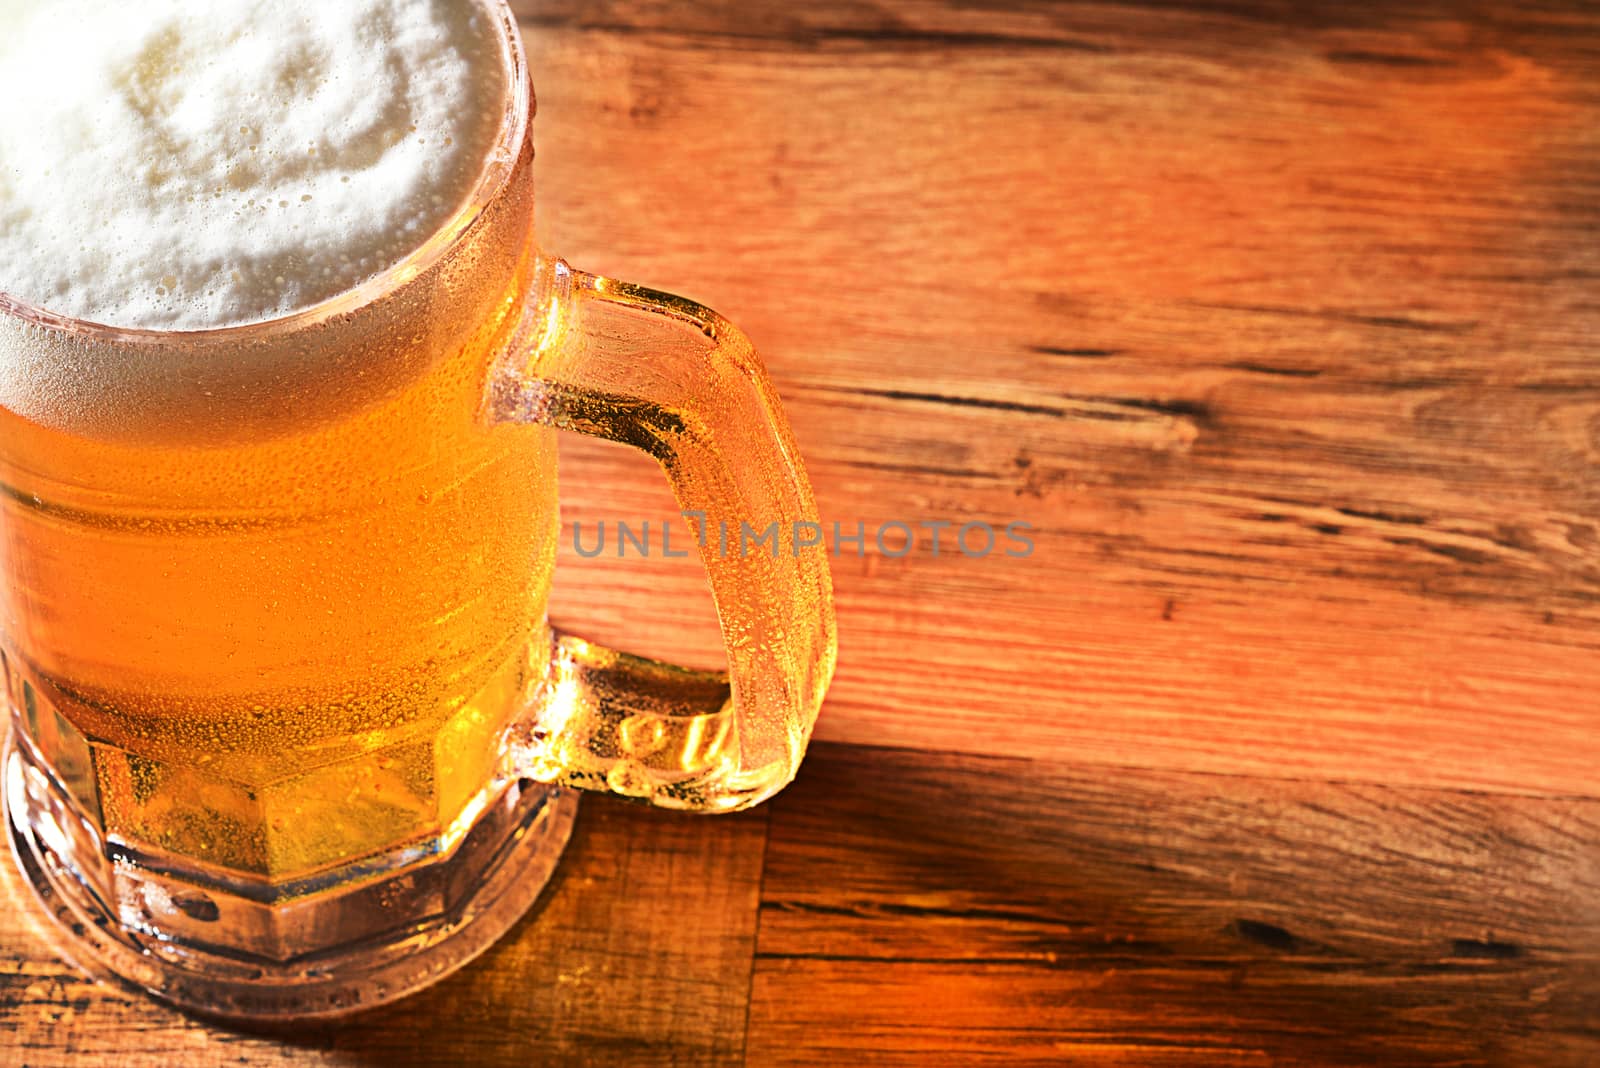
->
<box><xmin>9</xmin><ymin>0</ymin><xmax>1600</xmax><ymax>1064</ymax></box>
<box><xmin>518</xmin><ymin>3</ymin><xmax>1600</xmax><ymax>797</ymax></box>
<box><xmin>748</xmin><ymin>743</ymin><xmax>1600</xmax><ymax>1066</ymax></box>
<box><xmin>0</xmin><ymin>797</ymin><xmax>766</xmax><ymax>1067</ymax></box>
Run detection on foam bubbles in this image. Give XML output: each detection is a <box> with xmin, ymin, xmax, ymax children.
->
<box><xmin>0</xmin><ymin>0</ymin><xmax>509</xmax><ymax>329</ymax></box>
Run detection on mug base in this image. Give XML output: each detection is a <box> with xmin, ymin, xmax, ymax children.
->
<box><xmin>3</xmin><ymin>721</ymin><xmax>578</xmax><ymax>1021</ymax></box>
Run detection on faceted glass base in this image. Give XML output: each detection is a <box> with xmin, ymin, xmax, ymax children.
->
<box><xmin>3</xmin><ymin>718</ymin><xmax>578</xmax><ymax>1020</ymax></box>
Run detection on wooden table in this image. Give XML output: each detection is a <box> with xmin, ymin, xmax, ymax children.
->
<box><xmin>6</xmin><ymin>1</ymin><xmax>1600</xmax><ymax>1063</ymax></box>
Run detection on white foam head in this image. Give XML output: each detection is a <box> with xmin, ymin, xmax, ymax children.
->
<box><xmin>0</xmin><ymin>0</ymin><xmax>509</xmax><ymax>330</ymax></box>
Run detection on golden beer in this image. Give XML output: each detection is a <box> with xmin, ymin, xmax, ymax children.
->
<box><xmin>0</xmin><ymin>0</ymin><xmax>834</xmax><ymax>1017</ymax></box>
<box><xmin>0</xmin><ymin>198</ymin><xmax>552</xmax><ymax>881</ymax></box>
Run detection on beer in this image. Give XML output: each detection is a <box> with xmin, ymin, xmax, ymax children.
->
<box><xmin>0</xmin><ymin>0</ymin><xmax>542</xmax><ymax>881</ymax></box>
<box><xmin>0</xmin><ymin>271</ymin><xmax>555</xmax><ymax>879</ymax></box>
<box><xmin>0</xmin><ymin>0</ymin><xmax>834</xmax><ymax>1017</ymax></box>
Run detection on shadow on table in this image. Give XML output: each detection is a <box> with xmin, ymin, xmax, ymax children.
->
<box><xmin>176</xmin><ymin>741</ymin><xmax>1600</xmax><ymax>1067</ymax></box>
<box><xmin>742</xmin><ymin>742</ymin><xmax>1600</xmax><ymax>1068</ymax></box>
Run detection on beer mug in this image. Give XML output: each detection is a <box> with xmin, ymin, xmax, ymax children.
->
<box><xmin>0</xmin><ymin>2</ymin><xmax>835</xmax><ymax>1018</ymax></box>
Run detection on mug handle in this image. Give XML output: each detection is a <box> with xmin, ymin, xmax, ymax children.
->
<box><xmin>489</xmin><ymin>258</ymin><xmax>837</xmax><ymax>812</ymax></box>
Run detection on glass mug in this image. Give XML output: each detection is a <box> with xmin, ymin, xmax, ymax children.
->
<box><xmin>0</xmin><ymin>2</ymin><xmax>835</xmax><ymax>1019</ymax></box>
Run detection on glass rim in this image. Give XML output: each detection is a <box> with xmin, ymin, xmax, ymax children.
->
<box><xmin>0</xmin><ymin>0</ymin><xmax>532</xmax><ymax>346</ymax></box>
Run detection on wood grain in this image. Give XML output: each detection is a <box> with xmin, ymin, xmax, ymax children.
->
<box><xmin>8</xmin><ymin>0</ymin><xmax>1600</xmax><ymax>1064</ymax></box>
<box><xmin>519</xmin><ymin>0</ymin><xmax>1600</xmax><ymax>797</ymax></box>
<box><xmin>750</xmin><ymin>743</ymin><xmax>1600</xmax><ymax>1067</ymax></box>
